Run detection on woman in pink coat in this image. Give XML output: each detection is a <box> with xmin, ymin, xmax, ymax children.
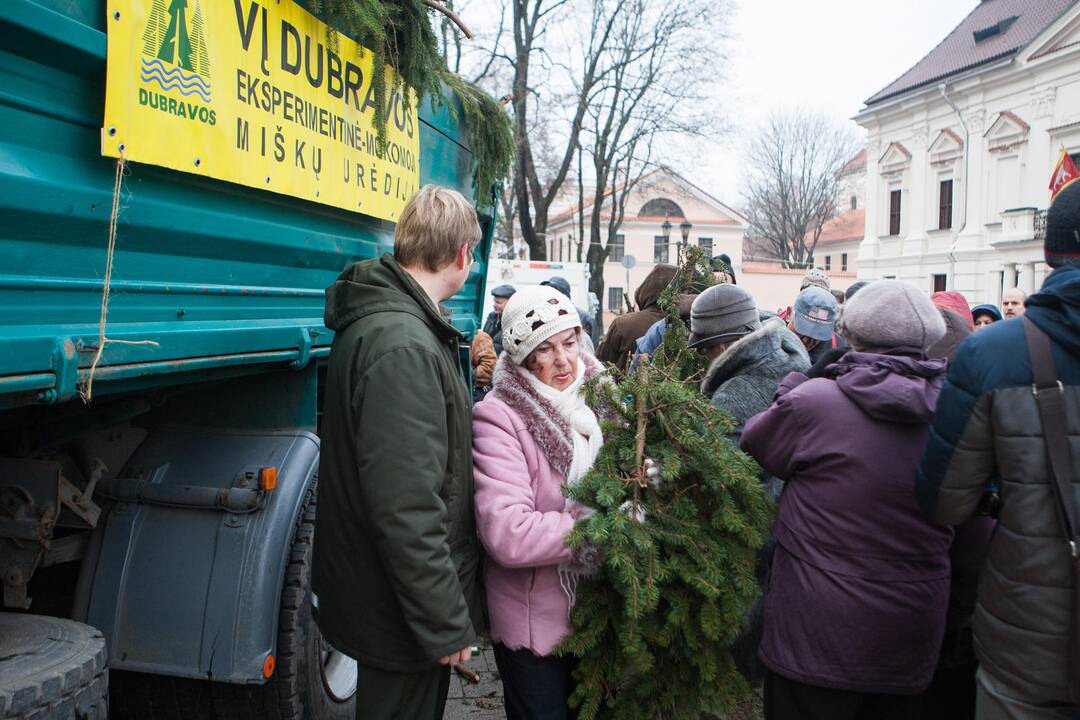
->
<box><xmin>473</xmin><ymin>285</ymin><xmax>605</xmax><ymax>719</ymax></box>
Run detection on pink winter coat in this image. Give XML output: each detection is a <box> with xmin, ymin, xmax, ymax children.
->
<box><xmin>472</xmin><ymin>354</ymin><xmax>604</xmax><ymax>656</ymax></box>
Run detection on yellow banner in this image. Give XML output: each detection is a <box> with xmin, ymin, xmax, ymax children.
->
<box><xmin>102</xmin><ymin>0</ymin><xmax>420</xmax><ymax>221</ymax></box>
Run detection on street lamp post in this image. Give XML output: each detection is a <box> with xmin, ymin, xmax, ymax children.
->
<box><xmin>679</xmin><ymin>220</ymin><xmax>692</xmax><ymax>263</ymax></box>
<box><xmin>661</xmin><ymin>216</ymin><xmax>672</xmax><ymax>264</ymax></box>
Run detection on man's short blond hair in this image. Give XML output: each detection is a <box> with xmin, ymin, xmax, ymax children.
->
<box><xmin>394</xmin><ymin>185</ymin><xmax>482</xmax><ymax>272</ymax></box>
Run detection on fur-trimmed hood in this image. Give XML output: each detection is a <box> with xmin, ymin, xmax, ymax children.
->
<box><xmin>702</xmin><ymin>318</ymin><xmax>808</xmax><ymax>396</ymax></box>
<box><xmin>487</xmin><ymin>353</ymin><xmax>606</xmax><ymax>478</ymax></box>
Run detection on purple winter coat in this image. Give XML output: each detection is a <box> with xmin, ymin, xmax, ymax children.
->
<box><xmin>740</xmin><ymin>349</ymin><xmax>953</xmax><ymax>695</ymax></box>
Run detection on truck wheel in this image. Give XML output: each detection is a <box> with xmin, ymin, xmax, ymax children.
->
<box><xmin>212</xmin><ymin>476</ymin><xmax>357</xmax><ymax>719</ymax></box>
<box><xmin>112</xmin><ymin>477</ymin><xmax>354</xmax><ymax>720</ymax></box>
<box><xmin>0</xmin><ymin>613</ymin><xmax>109</xmax><ymax>719</ymax></box>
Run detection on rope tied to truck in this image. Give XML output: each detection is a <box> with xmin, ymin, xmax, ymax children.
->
<box><xmin>80</xmin><ymin>157</ymin><xmax>160</xmax><ymax>403</ymax></box>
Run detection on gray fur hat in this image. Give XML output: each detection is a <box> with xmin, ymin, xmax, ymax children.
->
<box><xmin>840</xmin><ymin>280</ymin><xmax>946</xmax><ymax>351</ymax></box>
<box><xmin>689</xmin><ymin>285</ymin><xmax>761</xmax><ymax>349</ymax></box>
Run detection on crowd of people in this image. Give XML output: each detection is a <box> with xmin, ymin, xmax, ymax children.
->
<box><xmin>310</xmin><ymin>181</ymin><xmax>1080</xmax><ymax>720</ymax></box>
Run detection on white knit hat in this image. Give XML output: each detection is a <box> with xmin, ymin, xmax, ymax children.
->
<box><xmin>501</xmin><ymin>285</ymin><xmax>582</xmax><ymax>364</ymax></box>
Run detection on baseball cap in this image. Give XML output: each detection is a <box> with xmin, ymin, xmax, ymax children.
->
<box><xmin>792</xmin><ymin>286</ymin><xmax>838</xmax><ymax>342</ymax></box>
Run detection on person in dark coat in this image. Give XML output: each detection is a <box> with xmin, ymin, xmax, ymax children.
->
<box><xmin>689</xmin><ymin>284</ymin><xmax>809</xmax><ymax>683</ymax></box>
<box><xmin>484</xmin><ymin>284</ymin><xmax>516</xmax><ymax>355</ymax></box>
<box><xmin>313</xmin><ymin>185</ymin><xmax>485</xmax><ymax>720</ymax></box>
<box><xmin>970</xmin><ymin>303</ymin><xmax>1002</xmax><ymax>330</ymax></box>
<box><xmin>917</xmin><ymin>290</ymin><xmax>995</xmax><ymax>720</ymax></box>
<box><xmin>597</xmin><ymin>264</ymin><xmax>677</xmax><ymax>372</ymax></box>
<box><xmin>917</xmin><ymin>182</ymin><xmax>1080</xmax><ymax>719</ymax></box>
<box><xmin>741</xmin><ymin>280</ymin><xmax>953</xmax><ymax>720</ymax></box>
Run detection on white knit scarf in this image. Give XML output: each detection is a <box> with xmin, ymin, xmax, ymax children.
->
<box><xmin>513</xmin><ymin>358</ymin><xmax>603</xmax><ymax>612</ymax></box>
<box><xmin>513</xmin><ymin>359</ymin><xmax>603</xmax><ymax>491</ymax></box>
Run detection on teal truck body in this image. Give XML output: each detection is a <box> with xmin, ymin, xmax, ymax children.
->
<box><xmin>0</xmin><ymin>2</ymin><xmax>492</xmax><ymax>717</ymax></box>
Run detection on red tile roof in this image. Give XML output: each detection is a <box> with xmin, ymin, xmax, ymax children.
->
<box><xmin>865</xmin><ymin>0</ymin><xmax>1076</xmax><ymax>106</ymax></box>
<box><xmin>841</xmin><ymin>150</ymin><xmax>867</xmax><ymax>175</ymax></box>
<box><xmin>811</xmin><ymin>208</ymin><xmax>865</xmax><ymax>246</ymax></box>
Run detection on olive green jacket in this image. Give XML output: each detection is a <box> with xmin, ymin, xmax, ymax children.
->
<box><xmin>312</xmin><ymin>253</ymin><xmax>483</xmax><ymax>672</ymax></box>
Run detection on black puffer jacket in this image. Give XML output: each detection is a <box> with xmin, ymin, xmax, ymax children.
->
<box><xmin>917</xmin><ymin>263</ymin><xmax>1080</xmax><ymax>701</ymax></box>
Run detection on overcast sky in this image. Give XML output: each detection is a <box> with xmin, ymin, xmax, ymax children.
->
<box><xmin>694</xmin><ymin>0</ymin><xmax>977</xmax><ymax>203</ymax></box>
<box><xmin>459</xmin><ymin>0</ymin><xmax>979</xmax><ymax>207</ymax></box>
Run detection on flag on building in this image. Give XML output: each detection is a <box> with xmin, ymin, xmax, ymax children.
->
<box><xmin>1050</xmin><ymin>147</ymin><xmax>1080</xmax><ymax>204</ymax></box>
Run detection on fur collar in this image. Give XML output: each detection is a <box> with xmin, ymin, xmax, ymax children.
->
<box><xmin>701</xmin><ymin>317</ymin><xmax>809</xmax><ymax>396</ymax></box>
<box><xmin>489</xmin><ymin>353</ymin><xmax>604</xmax><ymax>478</ymax></box>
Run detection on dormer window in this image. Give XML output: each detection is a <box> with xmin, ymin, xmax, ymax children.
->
<box><xmin>973</xmin><ymin>16</ymin><xmax>1017</xmax><ymax>43</ymax></box>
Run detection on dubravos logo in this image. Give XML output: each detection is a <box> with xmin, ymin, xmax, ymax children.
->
<box><xmin>137</xmin><ymin>0</ymin><xmax>216</xmax><ymax>126</ymax></box>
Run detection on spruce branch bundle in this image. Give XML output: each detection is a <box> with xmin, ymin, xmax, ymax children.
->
<box><xmin>562</xmin><ymin>247</ymin><xmax>774</xmax><ymax>719</ymax></box>
<box><xmin>311</xmin><ymin>0</ymin><xmax>513</xmax><ymax>204</ymax></box>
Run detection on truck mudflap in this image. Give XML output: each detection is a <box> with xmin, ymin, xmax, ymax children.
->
<box><xmin>75</xmin><ymin>427</ymin><xmax>319</xmax><ymax>684</ymax></box>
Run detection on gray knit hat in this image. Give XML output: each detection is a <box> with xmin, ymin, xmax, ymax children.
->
<box><xmin>840</xmin><ymin>280</ymin><xmax>946</xmax><ymax>351</ymax></box>
<box><xmin>688</xmin><ymin>285</ymin><xmax>761</xmax><ymax>349</ymax></box>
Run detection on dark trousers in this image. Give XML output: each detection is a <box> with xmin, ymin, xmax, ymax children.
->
<box><xmin>765</xmin><ymin>670</ymin><xmax>921</xmax><ymax>720</ymax></box>
<box><xmin>918</xmin><ymin>663</ymin><xmax>978</xmax><ymax>720</ymax></box>
<box><xmin>493</xmin><ymin>643</ymin><xmax>574</xmax><ymax>720</ymax></box>
<box><xmin>355</xmin><ymin>663</ymin><xmax>450</xmax><ymax>720</ymax></box>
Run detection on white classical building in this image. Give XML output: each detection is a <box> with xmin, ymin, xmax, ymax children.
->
<box><xmin>546</xmin><ymin>167</ymin><xmax>748</xmax><ymax>327</ymax></box>
<box><xmin>855</xmin><ymin>0</ymin><xmax>1080</xmax><ymax>304</ymax></box>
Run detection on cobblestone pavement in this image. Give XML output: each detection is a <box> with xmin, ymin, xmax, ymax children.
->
<box><xmin>443</xmin><ymin>641</ymin><xmax>506</xmax><ymax>719</ymax></box>
<box><xmin>441</xmin><ymin>640</ymin><xmax>765</xmax><ymax>720</ymax></box>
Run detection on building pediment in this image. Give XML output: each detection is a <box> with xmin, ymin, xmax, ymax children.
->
<box><xmin>928</xmin><ymin>129</ymin><xmax>964</xmax><ymax>166</ymax></box>
<box><xmin>1027</xmin><ymin>7</ymin><xmax>1080</xmax><ymax>62</ymax></box>
<box><xmin>879</xmin><ymin>142</ymin><xmax>911</xmax><ymax>175</ymax></box>
<box><xmin>984</xmin><ymin>111</ymin><xmax>1030</xmax><ymax>152</ymax></box>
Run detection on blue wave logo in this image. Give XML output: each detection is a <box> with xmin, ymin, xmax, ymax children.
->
<box><xmin>140</xmin><ymin>57</ymin><xmax>212</xmax><ymax>103</ymax></box>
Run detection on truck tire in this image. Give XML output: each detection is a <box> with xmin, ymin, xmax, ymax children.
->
<box><xmin>112</xmin><ymin>477</ymin><xmax>355</xmax><ymax>720</ymax></box>
<box><xmin>0</xmin><ymin>613</ymin><xmax>109</xmax><ymax>719</ymax></box>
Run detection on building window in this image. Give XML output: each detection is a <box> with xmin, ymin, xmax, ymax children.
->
<box><xmin>607</xmin><ymin>286</ymin><xmax>623</xmax><ymax>312</ymax></box>
<box><xmin>824</xmin><ymin>255</ymin><xmax>832</xmax><ymax>271</ymax></box>
<box><xmin>933</xmin><ymin>274</ymin><xmax>947</xmax><ymax>293</ymax></box>
<box><xmin>653</xmin><ymin>236</ymin><xmax>669</xmax><ymax>264</ymax></box>
<box><xmin>607</xmin><ymin>234</ymin><xmax>625</xmax><ymax>263</ymax></box>
<box><xmin>841</xmin><ymin>253</ymin><xmax>848</xmax><ymax>272</ymax></box>
<box><xmin>850</xmin><ymin>195</ymin><xmax>858</xmax><ymax>210</ymax></box>
<box><xmin>939</xmin><ymin>180</ymin><xmax>953</xmax><ymax>230</ymax></box>
<box><xmin>889</xmin><ymin>189</ymin><xmax>902</xmax><ymax>236</ymax></box>
<box><xmin>698</xmin><ymin>237</ymin><xmax>713</xmax><ymax>255</ymax></box>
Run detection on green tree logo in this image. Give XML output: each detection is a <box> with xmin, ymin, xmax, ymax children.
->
<box><xmin>141</xmin><ymin>0</ymin><xmax>210</xmax><ymax>78</ymax></box>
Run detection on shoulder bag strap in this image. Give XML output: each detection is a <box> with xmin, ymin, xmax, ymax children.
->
<box><xmin>1024</xmin><ymin>317</ymin><xmax>1080</xmax><ymax>704</ymax></box>
<box><xmin>1024</xmin><ymin>317</ymin><xmax>1078</xmax><ymax>551</ymax></box>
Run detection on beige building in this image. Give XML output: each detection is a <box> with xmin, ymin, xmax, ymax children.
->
<box><xmin>546</xmin><ymin>168</ymin><xmax>748</xmax><ymax>327</ymax></box>
<box><xmin>854</xmin><ymin>0</ymin><xmax>1080</xmax><ymax>303</ymax></box>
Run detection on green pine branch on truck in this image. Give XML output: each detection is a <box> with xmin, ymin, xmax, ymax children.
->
<box><xmin>312</xmin><ymin>0</ymin><xmax>513</xmax><ymax>205</ymax></box>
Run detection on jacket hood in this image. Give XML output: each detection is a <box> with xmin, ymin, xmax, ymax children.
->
<box><xmin>826</xmin><ymin>349</ymin><xmax>947</xmax><ymax>423</ymax></box>
<box><xmin>634</xmin><ymin>264</ymin><xmax>678</xmax><ymax>311</ymax></box>
<box><xmin>324</xmin><ymin>253</ymin><xmax>460</xmax><ymax>341</ymax></box>
<box><xmin>1026</xmin><ymin>263</ymin><xmax>1080</xmax><ymax>356</ymax></box>
<box><xmin>701</xmin><ymin>317</ymin><xmax>809</xmax><ymax>397</ymax></box>
<box><xmin>927</xmin><ymin>309</ymin><xmax>972</xmax><ymax>362</ymax></box>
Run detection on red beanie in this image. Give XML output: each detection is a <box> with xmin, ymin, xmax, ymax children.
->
<box><xmin>931</xmin><ymin>291</ymin><xmax>974</xmax><ymax>330</ymax></box>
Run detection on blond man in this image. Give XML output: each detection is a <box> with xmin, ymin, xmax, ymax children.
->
<box><xmin>313</xmin><ymin>185</ymin><xmax>485</xmax><ymax>720</ymax></box>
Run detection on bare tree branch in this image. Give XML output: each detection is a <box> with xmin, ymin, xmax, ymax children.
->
<box><xmin>741</xmin><ymin>111</ymin><xmax>859</xmax><ymax>269</ymax></box>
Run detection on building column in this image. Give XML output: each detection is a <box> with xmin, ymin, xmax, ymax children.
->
<box><xmin>903</xmin><ymin>126</ymin><xmax>929</xmax><ymax>257</ymax></box>
<box><xmin>986</xmin><ymin>269</ymin><xmax>1003</xmax><ymax>306</ymax></box>
<box><xmin>958</xmin><ymin>110</ymin><xmax>987</xmax><ymax>252</ymax></box>
<box><xmin>1003</xmin><ymin>264</ymin><xmax>1019</xmax><ymax>290</ymax></box>
<box><xmin>1020</xmin><ymin>262</ymin><xmax>1037</xmax><ymax>295</ymax></box>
